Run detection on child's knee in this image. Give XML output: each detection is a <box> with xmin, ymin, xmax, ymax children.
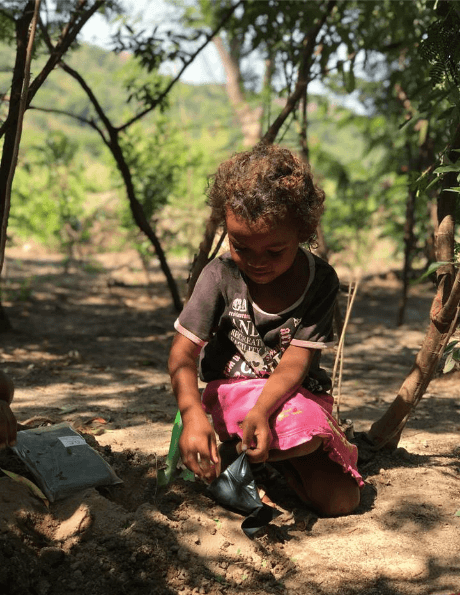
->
<box><xmin>318</xmin><ymin>482</ymin><xmax>361</xmax><ymax>517</ymax></box>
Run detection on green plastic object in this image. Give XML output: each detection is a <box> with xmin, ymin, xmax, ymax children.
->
<box><xmin>157</xmin><ymin>411</ymin><xmax>194</xmax><ymax>486</ymax></box>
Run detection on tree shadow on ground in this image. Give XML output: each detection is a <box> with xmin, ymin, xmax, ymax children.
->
<box><xmin>2</xmin><ymin>256</ymin><xmax>460</xmax><ymax>595</ymax></box>
<box><xmin>1</xmin><ymin>432</ymin><xmax>459</xmax><ymax>595</ymax></box>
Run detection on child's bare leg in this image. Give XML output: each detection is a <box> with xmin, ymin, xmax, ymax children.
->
<box><xmin>267</xmin><ymin>436</ymin><xmax>323</xmax><ymax>461</ymax></box>
<box><xmin>220</xmin><ymin>437</ymin><xmax>323</xmax><ymax>468</ymax></box>
<box><xmin>274</xmin><ymin>445</ymin><xmax>360</xmax><ymax>517</ymax></box>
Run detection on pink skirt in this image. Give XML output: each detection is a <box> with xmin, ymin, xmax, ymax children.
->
<box><xmin>202</xmin><ymin>378</ymin><xmax>364</xmax><ymax>488</ymax></box>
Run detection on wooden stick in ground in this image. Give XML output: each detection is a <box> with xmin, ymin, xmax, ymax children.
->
<box><xmin>331</xmin><ymin>281</ymin><xmax>352</xmax><ymax>398</ymax></box>
<box><xmin>332</xmin><ymin>278</ymin><xmax>360</xmax><ymax>421</ymax></box>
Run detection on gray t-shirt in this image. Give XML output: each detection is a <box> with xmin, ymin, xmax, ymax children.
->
<box><xmin>175</xmin><ymin>249</ymin><xmax>338</xmax><ymax>393</ymax></box>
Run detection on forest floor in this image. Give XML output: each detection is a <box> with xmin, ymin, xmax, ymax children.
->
<box><xmin>1</xmin><ymin>245</ymin><xmax>460</xmax><ymax>595</ymax></box>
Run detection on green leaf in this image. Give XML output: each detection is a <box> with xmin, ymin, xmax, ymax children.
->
<box><xmin>157</xmin><ymin>410</ymin><xmax>183</xmax><ymax>487</ymax></box>
<box><xmin>455</xmin><ymin>509</ymin><xmax>460</xmax><ymax>517</ymax></box>
<box><xmin>443</xmin><ymin>353</ymin><xmax>456</xmax><ymax>374</ymax></box>
<box><xmin>424</xmin><ymin>176</ymin><xmax>441</xmax><ymax>192</ymax></box>
<box><xmin>410</xmin><ymin>261</ymin><xmax>451</xmax><ymax>284</ymax></box>
<box><xmin>418</xmin><ymin>120</ymin><xmax>428</xmax><ymax>146</ymax></box>
<box><xmin>437</xmin><ymin>106</ymin><xmax>456</xmax><ymax>120</ymax></box>
<box><xmin>344</xmin><ymin>68</ymin><xmax>355</xmax><ymax>93</ymax></box>
<box><xmin>444</xmin><ymin>340</ymin><xmax>459</xmax><ymax>356</ymax></box>
<box><xmin>434</xmin><ymin>165</ymin><xmax>460</xmax><ymax>174</ymax></box>
<box><xmin>180</xmin><ymin>468</ymin><xmax>195</xmax><ymax>482</ymax></box>
<box><xmin>444</xmin><ymin>187</ymin><xmax>460</xmax><ymax>194</ymax></box>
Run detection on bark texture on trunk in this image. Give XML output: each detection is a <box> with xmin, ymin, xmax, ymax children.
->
<box><xmin>0</xmin><ymin>1</ymin><xmax>40</xmax><ymax>332</ymax></box>
<box><xmin>0</xmin><ymin>1</ymin><xmax>36</xmax><ymax>274</ymax></box>
<box><xmin>367</xmin><ymin>267</ymin><xmax>460</xmax><ymax>449</ymax></box>
<box><xmin>57</xmin><ymin>62</ymin><xmax>183</xmax><ymax>312</ymax></box>
<box><xmin>367</xmin><ymin>126</ymin><xmax>460</xmax><ymax>450</ymax></box>
<box><xmin>396</xmin><ymin>174</ymin><xmax>416</xmax><ymax>326</ymax></box>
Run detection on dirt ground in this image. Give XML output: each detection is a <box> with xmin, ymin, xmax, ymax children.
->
<box><xmin>1</xmin><ymin>246</ymin><xmax>459</xmax><ymax>595</ymax></box>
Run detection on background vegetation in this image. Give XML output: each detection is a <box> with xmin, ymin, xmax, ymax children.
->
<box><xmin>1</xmin><ymin>40</ymin><xmax>380</xmax><ymax>264</ymax></box>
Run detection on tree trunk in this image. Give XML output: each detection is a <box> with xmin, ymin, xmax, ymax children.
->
<box><xmin>367</xmin><ymin>125</ymin><xmax>460</xmax><ymax>450</ymax></box>
<box><xmin>396</xmin><ymin>146</ymin><xmax>417</xmax><ymax>327</ymax></box>
<box><xmin>367</xmin><ymin>267</ymin><xmax>460</xmax><ymax>450</ymax></box>
<box><xmin>397</xmin><ymin>123</ymin><xmax>435</xmax><ymax>326</ymax></box>
<box><xmin>0</xmin><ymin>1</ymin><xmax>39</xmax><ymax>331</ymax></box>
<box><xmin>0</xmin><ymin>1</ymin><xmax>108</xmax><ymax>331</ymax></box>
<box><xmin>0</xmin><ymin>1</ymin><xmax>106</xmax><ymax>141</ymax></box>
<box><xmin>313</xmin><ymin>223</ymin><xmax>330</xmax><ymax>261</ymax></box>
<box><xmin>0</xmin><ymin>302</ymin><xmax>13</xmax><ymax>333</ymax></box>
<box><xmin>424</xmin><ymin>200</ymin><xmax>438</xmax><ymax>264</ymax></box>
<box><xmin>110</xmin><ymin>135</ymin><xmax>183</xmax><ymax>312</ymax></box>
<box><xmin>186</xmin><ymin>216</ymin><xmax>221</xmax><ymax>302</ymax></box>
<box><xmin>213</xmin><ymin>35</ymin><xmax>263</xmax><ymax>147</ymax></box>
<box><xmin>299</xmin><ymin>88</ymin><xmax>309</xmax><ymax>162</ymax></box>
<box><xmin>59</xmin><ymin>62</ymin><xmax>183</xmax><ymax>313</ymax></box>
<box><xmin>0</xmin><ymin>1</ymin><xmax>36</xmax><ymax>275</ymax></box>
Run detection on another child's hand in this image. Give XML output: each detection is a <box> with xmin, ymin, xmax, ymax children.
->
<box><xmin>0</xmin><ymin>400</ymin><xmax>17</xmax><ymax>449</ymax></box>
<box><xmin>241</xmin><ymin>407</ymin><xmax>272</xmax><ymax>464</ymax></box>
<box><xmin>179</xmin><ymin>411</ymin><xmax>220</xmax><ymax>483</ymax></box>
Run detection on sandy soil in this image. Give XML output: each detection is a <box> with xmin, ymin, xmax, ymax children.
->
<box><xmin>1</xmin><ymin>246</ymin><xmax>459</xmax><ymax>595</ymax></box>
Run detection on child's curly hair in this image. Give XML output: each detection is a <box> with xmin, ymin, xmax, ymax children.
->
<box><xmin>206</xmin><ymin>143</ymin><xmax>325</xmax><ymax>244</ymax></box>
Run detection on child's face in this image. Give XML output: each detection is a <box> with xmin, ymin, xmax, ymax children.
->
<box><xmin>226</xmin><ymin>209</ymin><xmax>301</xmax><ymax>285</ymax></box>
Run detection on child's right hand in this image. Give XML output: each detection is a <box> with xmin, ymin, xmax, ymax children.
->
<box><xmin>179</xmin><ymin>412</ymin><xmax>220</xmax><ymax>483</ymax></box>
<box><xmin>240</xmin><ymin>406</ymin><xmax>272</xmax><ymax>464</ymax></box>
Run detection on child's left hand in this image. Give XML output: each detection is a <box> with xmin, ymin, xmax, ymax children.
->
<box><xmin>240</xmin><ymin>407</ymin><xmax>272</xmax><ymax>463</ymax></box>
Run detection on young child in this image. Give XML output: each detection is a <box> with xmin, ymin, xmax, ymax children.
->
<box><xmin>0</xmin><ymin>370</ymin><xmax>16</xmax><ymax>449</ymax></box>
<box><xmin>168</xmin><ymin>143</ymin><xmax>363</xmax><ymax>516</ymax></box>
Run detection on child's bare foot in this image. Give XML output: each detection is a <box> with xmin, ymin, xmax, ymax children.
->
<box><xmin>257</xmin><ymin>487</ymin><xmax>276</xmax><ymax>507</ymax></box>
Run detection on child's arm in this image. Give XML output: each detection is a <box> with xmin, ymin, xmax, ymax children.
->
<box><xmin>241</xmin><ymin>344</ymin><xmax>316</xmax><ymax>463</ymax></box>
<box><xmin>0</xmin><ymin>371</ymin><xmax>16</xmax><ymax>449</ymax></box>
<box><xmin>168</xmin><ymin>333</ymin><xmax>220</xmax><ymax>481</ymax></box>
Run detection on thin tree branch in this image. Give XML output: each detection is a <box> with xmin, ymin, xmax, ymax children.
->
<box><xmin>117</xmin><ymin>0</ymin><xmax>244</xmax><ymax>132</ymax></box>
<box><xmin>0</xmin><ymin>0</ymin><xmax>105</xmax><ymax>140</ymax></box>
<box><xmin>209</xmin><ymin>229</ymin><xmax>227</xmax><ymax>261</ymax></box>
<box><xmin>0</xmin><ymin>7</ymin><xmax>16</xmax><ymax>22</ymax></box>
<box><xmin>54</xmin><ymin>50</ymin><xmax>184</xmax><ymax>310</ymax></box>
<box><xmin>56</xmin><ymin>0</ymin><xmax>89</xmax><ymax>43</ymax></box>
<box><xmin>438</xmin><ymin>267</ymin><xmax>460</xmax><ymax>322</ymax></box>
<box><xmin>261</xmin><ymin>0</ymin><xmax>336</xmax><ymax>145</ymax></box>
<box><xmin>28</xmin><ymin>104</ymin><xmax>108</xmax><ymax>143</ymax></box>
<box><xmin>27</xmin><ymin>0</ymin><xmax>104</xmax><ymax>104</ymax></box>
<box><xmin>58</xmin><ymin>61</ymin><xmax>114</xmax><ymax>136</ymax></box>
